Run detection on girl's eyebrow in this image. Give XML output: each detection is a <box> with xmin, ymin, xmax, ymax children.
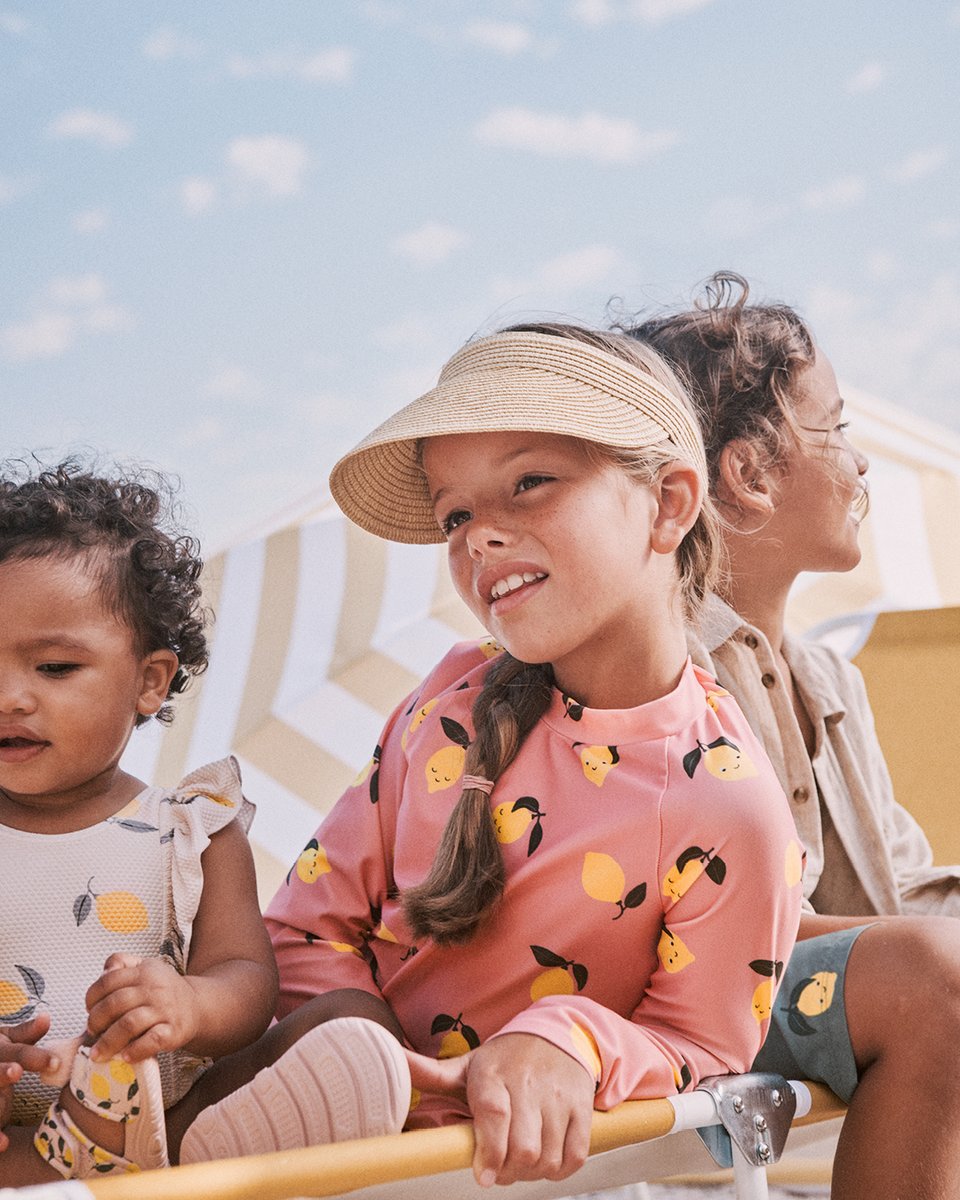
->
<box><xmin>429</xmin><ymin>443</ymin><xmax>561</xmax><ymax>505</ymax></box>
<box><xmin>21</xmin><ymin>636</ymin><xmax>91</xmax><ymax>653</ymax></box>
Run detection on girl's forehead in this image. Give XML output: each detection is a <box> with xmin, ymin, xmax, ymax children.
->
<box><xmin>422</xmin><ymin>429</ymin><xmax>586</xmax><ymax>467</ymax></box>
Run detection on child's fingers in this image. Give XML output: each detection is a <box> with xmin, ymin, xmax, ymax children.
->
<box><xmin>0</xmin><ymin>1013</ymin><xmax>51</xmax><ymax>1046</ymax></box>
<box><xmin>102</xmin><ymin>952</ymin><xmax>144</xmax><ymax>975</ymax></box>
<box><xmin>403</xmin><ymin>1047</ymin><xmax>472</xmax><ymax>1099</ymax></box>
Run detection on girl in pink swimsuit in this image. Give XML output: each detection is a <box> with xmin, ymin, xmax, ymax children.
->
<box><xmin>179</xmin><ymin>324</ymin><xmax>801</xmax><ymax>1189</ymax></box>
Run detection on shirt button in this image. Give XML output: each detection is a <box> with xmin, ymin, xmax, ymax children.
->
<box><xmin>744</xmin><ymin>634</ymin><xmax>759</xmax><ymax>649</ymax></box>
<box><xmin>792</xmin><ymin>786</ymin><xmax>809</xmax><ymax>804</ymax></box>
<box><xmin>761</xmin><ymin>672</ymin><xmax>776</xmax><ymax>688</ymax></box>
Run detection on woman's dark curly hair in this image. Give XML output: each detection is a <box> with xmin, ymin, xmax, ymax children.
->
<box><xmin>0</xmin><ymin>459</ymin><xmax>209</xmax><ymax>725</ymax></box>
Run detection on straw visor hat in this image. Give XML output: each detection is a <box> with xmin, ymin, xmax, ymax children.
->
<box><xmin>329</xmin><ymin>329</ymin><xmax>708</xmax><ymax>545</ymax></box>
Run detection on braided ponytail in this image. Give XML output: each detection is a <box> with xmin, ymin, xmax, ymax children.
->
<box><xmin>402</xmin><ymin>653</ymin><xmax>554</xmax><ymax>945</ymax></box>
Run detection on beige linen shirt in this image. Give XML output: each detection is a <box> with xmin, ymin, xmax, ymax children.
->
<box><xmin>688</xmin><ymin>594</ymin><xmax>960</xmax><ymax>917</ymax></box>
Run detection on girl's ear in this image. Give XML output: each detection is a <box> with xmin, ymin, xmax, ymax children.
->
<box><xmin>651</xmin><ymin>462</ymin><xmax>703</xmax><ymax>555</ymax></box>
<box><xmin>137</xmin><ymin>649</ymin><xmax>180</xmax><ymax>717</ymax></box>
<box><xmin>716</xmin><ymin>438</ymin><xmax>777</xmax><ymax>516</ymax></box>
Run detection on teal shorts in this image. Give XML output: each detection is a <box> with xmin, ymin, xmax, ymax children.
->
<box><xmin>751</xmin><ymin>924</ymin><xmax>871</xmax><ymax>1104</ymax></box>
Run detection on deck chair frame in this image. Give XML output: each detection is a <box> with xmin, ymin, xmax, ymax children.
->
<box><xmin>1</xmin><ymin>1073</ymin><xmax>843</xmax><ymax>1200</ymax></box>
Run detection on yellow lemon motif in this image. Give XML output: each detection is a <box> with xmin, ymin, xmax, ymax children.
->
<box><xmin>662</xmin><ymin>859</ymin><xmax>705</xmax><ymax>903</ymax></box>
<box><xmin>425</xmin><ymin>744</ymin><xmax>466</xmax><ymax>793</ymax></box>
<box><xmin>702</xmin><ymin>742</ymin><xmax>758</xmax><ymax>781</ymax></box>
<box><xmin>530</xmin><ymin>966</ymin><xmax>576</xmax><ymax>1002</ymax></box>
<box><xmin>477</xmin><ymin>637</ymin><xmax>503</xmax><ymax>659</ymax></box>
<box><xmin>375</xmin><ymin>920</ymin><xmax>399</xmax><ymax>943</ymax></box>
<box><xmin>752</xmin><ymin>979</ymin><xmax>774</xmax><ymax>1023</ymax></box>
<box><xmin>581</xmin><ymin>852</ymin><xmax>626</xmax><ymax>904</ymax></box>
<box><xmin>96</xmin><ymin>891</ymin><xmax>149</xmax><ymax>934</ymax></box>
<box><xmin>296</xmin><ymin>842</ymin><xmax>331</xmax><ymax>884</ymax></box>
<box><xmin>0</xmin><ymin>980</ymin><xmax>29</xmax><ymax>1017</ymax></box>
<box><xmin>438</xmin><ymin>1029</ymin><xmax>472</xmax><ymax>1059</ymax></box>
<box><xmin>704</xmin><ymin>688</ymin><xmax>729</xmax><ymax>712</ymax></box>
<box><xmin>785</xmin><ymin>839</ymin><xmax>804</xmax><ymax>887</ymax></box>
<box><xmin>796</xmin><ymin>971</ymin><xmax>837</xmax><ymax>1017</ymax></box>
<box><xmin>576</xmin><ymin>744</ymin><xmax>619</xmax><ymax>787</ymax></box>
<box><xmin>109</xmin><ymin>1059</ymin><xmax>136</xmax><ymax>1086</ymax></box>
<box><xmin>657</xmin><ymin>927</ymin><xmax>695</xmax><ymax>974</ymax></box>
<box><xmin>492</xmin><ymin>802</ymin><xmax>533</xmax><ymax>844</ymax></box>
<box><xmin>402</xmin><ymin>698</ymin><xmax>440</xmax><ymax>749</ymax></box>
<box><xmin>352</xmin><ymin>758</ymin><xmax>374</xmax><ymax>786</ymax></box>
<box><xmin>569</xmin><ymin>1022</ymin><xmax>603</xmax><ymax>1081</ymax></box>
<box><xmin>90</xmin><ymin>1071</ymin><xmax>112</xmax><ymax>1101</ymax></box>
<box><xmin>328</xmin><ymin>941</ymin><xmax>362</xmax><ymax>956</ymax></box>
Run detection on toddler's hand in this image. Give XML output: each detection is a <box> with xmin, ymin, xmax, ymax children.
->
<box><xmin>0</xmin><ymin>1014</ymin><xmax>53</xmax><ymax>1149</ymax></box>
<box><xmin>85</xmin><ymin>953</ymin><xmax>201</xmax><ymax>1063</ymax></box>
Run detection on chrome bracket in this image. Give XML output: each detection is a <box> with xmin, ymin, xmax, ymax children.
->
<box><xmin>695</xmin><ymin>1072</ymin><xmax>797</xmax><ymax>1169</ymax></box>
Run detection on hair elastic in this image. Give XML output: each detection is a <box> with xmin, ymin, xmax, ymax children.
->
<box><xmin>463</xmin><ymin>775</ymin><xmax>495</xmax><ymax>795</ymax></box>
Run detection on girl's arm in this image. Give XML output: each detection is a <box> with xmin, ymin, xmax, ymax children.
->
<box><xmin>85</xmin><ymin>820</ymin><xmax>278</xmax><ymax>1063</ymax></box>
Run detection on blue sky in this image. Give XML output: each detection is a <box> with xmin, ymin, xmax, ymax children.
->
<box><xmin>3</xmin><ymin>1</ymin><xmax>958</xmax><ymax>549</ymax></box>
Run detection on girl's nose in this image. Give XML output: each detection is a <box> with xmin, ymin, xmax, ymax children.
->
<box><xmin>0</xmin><ymin>678</ymin><xmax>34</xmax><ymax>715</ymax></box>
<box><xmin>855</xmin><ymin>444</ymin><xmax>870</xmax><ymax>476</ymax></box>
<box><xmin>465</xmin><ymin>516</ymin><xmax>508</xmax><ymax>560</ymax></box>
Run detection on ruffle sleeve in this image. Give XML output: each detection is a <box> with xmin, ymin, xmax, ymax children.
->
<box><xmin>163</xmin><ymin>756</ymin><xmax>255</xmax><ymax>970</ymax></box>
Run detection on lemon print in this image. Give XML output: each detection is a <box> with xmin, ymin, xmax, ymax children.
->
<box><xmin>582</xmin><ymin>852</ymin><xmax>646</xmax><ymax>919</ymax></box>
<box><xmin>657</xmin><ymin>926</ymin><xmax>695</xmax><ymax>973</ymax></box>
<box><xmin>673</xmin><ymin>1061</ymin><xmax>692</xmax><ymax>1092</ymax></box>
<box><xmin>0</xmin><ymin>980</ymin><xmax>29</xmax><ymax>1017</ymax></box>
<box><xmin>752</xmin><ymin>978</ymin><xmax>774</xmax><ymax>1023</ymax></box>
<box><xmin>704</xmin><ymin>687</ymin><xmax>729</xmax><ymax>712</ymax></box>
<box><xmin>352</xmin><ymin>758</ymin><xmax>373</xmax><ymax>786</ymax></box>
<box><xmin>582</xmin><ymin>852</ymin><xmax>625</xmax><ymax>903</ymax></box>
<box><xmin>184</xmin><ymin>789</ymin><xmax>235</xmax><ymax>808</ymax></box>
<box><xmin>562</xmin><ymin>694</ymin><xmax>585</xmax><ymax>721</ymax></box>
<box><xmin>90</xmin><ymin>1072</ymin><xmax>112</xmax><ymax>1102</ymax></box>
<box><xmin>73</xmin><ymin>879</ymin><xmax>148</xmax><ymax>933</ymax></box>
<box><xmin>477</xmin><ymin>636</ymin><xmax>503</xmax><ymax>659</ymax></box>
<box><xmin>97</xmin><ymin>892</ymin><xmax>149</xmax><ymax>934</ymax></box>
<box><xmin>291</xmin><ymin>839</ymin><xmax>331</xmax><ymax>884</ymax></box>
<box><xmin>328</xmin><ymin>941</ymin><xmax>362</xmax><ymax>956</ymax></box>
<box><xmin>424</xmin><ymin>717</ymin><xmax>471</xmax><ymax>793</ymax></box>
<box><xmin>529</xmin><ymin>945</ymin><xmax>588</xmax><ymax>1001</ymax></box>
<box><xmin>492</xmin><ymin>797</ymin><xmax>544</xmax><ymax>855</ymax></box>
<box><xmin>375</xmin><ymin>919</ymin><xmax>399</xmax><ymax>943</ymax></box>
<box><xmin>110</xmin><ymin>1059</ymin><xmax>137</xmax><ymax>1086</ymax></box>
<box><xmin>785</xmin><ymin>839</ymin><xmax>804</xmax><ymax>887</ymax></box>
<box><xmin>575</xmin><ymin>743</ymin><xmax>619</xmax><ymax>787</ymax></box>
<box><xmin>682</xmin><ymin>737</ymin><xmax>758</xmax><ymax>781</ymax></box>
<box><xmin>401</xmin><ymin>697</ymin><xmax>440</xmax><ymax>749</ymax></box>
<box><xmin>0</xmin><ymin>965</ymin><xmax>44</xmax><ymax>1020</ymax></box>
<box><xmin>569</xmin><ymin>1023</ymin><xmax>602</xmax><ymax>1081</ymax></box>
<box><xmin>662</xmin><ymin>846</ymin><xmax>726</xmax><ymax>903</ymax></box>
<box><xmin>795</xmin><ymin>971</ymin><xmax>836</xmax><ymax>1017</ymax></box>
<box><xmin>431</xmin><ymin>1012</ymin><xmax>480</xmax><ymax>1058</ymax></box>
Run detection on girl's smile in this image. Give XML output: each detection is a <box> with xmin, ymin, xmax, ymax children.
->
<box><xmin>422</xmin><ymin>429</ymin><xmax>691</xmax><ymax>708</ymax></box>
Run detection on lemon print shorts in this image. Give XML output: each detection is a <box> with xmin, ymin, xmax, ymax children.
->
<box><xmin>751</xmin><ymin>924</ymin><xmax>873</xmax><ymax>1104</ymax></box>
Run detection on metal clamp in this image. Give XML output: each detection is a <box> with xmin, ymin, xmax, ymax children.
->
<box><xmin>694</xmin><ymin>1072</ymin><xmax>797</xmax><ymax>1169</ymax></box>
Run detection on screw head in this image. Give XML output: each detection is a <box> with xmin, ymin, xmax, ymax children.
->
<box><xmin>732</xmin><ymin>1096</ymin><xmax>744</xmax><ymax>1114</ymax></box>
<box><xmin>757</xmin><ymin>1142</ymin><xmax>771</xmax><ymax>1161</ymax></box>
<box><xmin>754</xmin><ymin>1115</ymin><xmax>768</xmax><ymax>1131</ymax></box>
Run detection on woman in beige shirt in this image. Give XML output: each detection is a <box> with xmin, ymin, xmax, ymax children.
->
<box><xmin>629</xmin><ymin>271</ymin><xmax>960</xmax><ymax>1200</ymax></box>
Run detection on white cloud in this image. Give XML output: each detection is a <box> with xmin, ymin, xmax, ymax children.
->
<box><xmin>802</xmin><ymin>175</ymin><xmax>865</xmax><ymax>211</ymax></box>
<box><xmin>491</xmin><ymin>243</ymin><xmax>622</xmax><ymax>302</ymax></box>
<box><xmin>180</xmin><ymin>176</ymin><xmax>218</xmax><ymax>216</ymax></box>
<box><xmin>202</xmin><ymin>366</ymin><xmax>264</xmax><ymax>403</ymax></box>
<box><xmin>48</xmin><ymin>109</ymin><xmax>133</xmax><ymax>149</ymax></box>
<box><xmin>72</xmin><ymin>208</ymin><xmax>109</xmax><ymax>234</ymax></box>
<box><xmin>465</xmin><ymin>21</ymin><xmax>535</xmax><ymax>54</ymax></box>
<box><xmin>143</xmin><ymin>26</ymin><xmax>201</xmax><ymax>60</ymax></box>
<box><xmin>1</xmin><ymin>276</ymin><xmax>131</xmax><ymax>362</ymax></box>
<box><xmin>570</xmin><ymin>0</ymin><xmax>716</xmax><ymax>24</ymax></box>
<box><xmin>0</xmin><ymin>11</ymin><xmax>31</xmax><ymax>36</ymax></box>
<box><xmin>226</xmin><ymin>47</ymin><xmax>353</xmax><ymax>83</ymax></box>
<box><xmin>47</xmin><ymin>274</ymin><xmax>107</xmax><ymax>306</ymax></box>
<box><xmin>889</xmin><ymin>146</ymin><xmax>950</xmax><ymax>184</ymax></box>
<box><xmin>845</xmin><ymin>62</ymin><xmax>884</xmax><ymax>94</ymax></box>
<box><xmin>1</xmin><ymin>313</ymin><xmax>76</xmax><ymax>361</ymax></box>
<box><xmin>390</xmin><ymin>222</ymin><xmax>467</xmax><ymax>267</ymax></box>
<box><xmin>227</xmin><ymin>136</ymin><xmax>309</xmax><ymax>196</ymax></box>
<box><xmin>474</xmin><ymin>107</ymin><xmax>678</xmax><ymax>164</ymax></box>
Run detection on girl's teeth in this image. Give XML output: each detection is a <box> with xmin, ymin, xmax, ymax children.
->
<box><xmin>491</xmin><ymin>572</ymin><xmax>544</xmax><ymax>600</ymax></box>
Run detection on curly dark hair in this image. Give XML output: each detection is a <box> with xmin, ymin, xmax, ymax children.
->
<box><xmin>622</xmin><ymin>271</ymin><xmax>817</xmax><ymax>489</ymax></box>
<box><xmin>0</xmin><ymin>459</ymin><xmax>209</xmax><ymax>725</ymax></box>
